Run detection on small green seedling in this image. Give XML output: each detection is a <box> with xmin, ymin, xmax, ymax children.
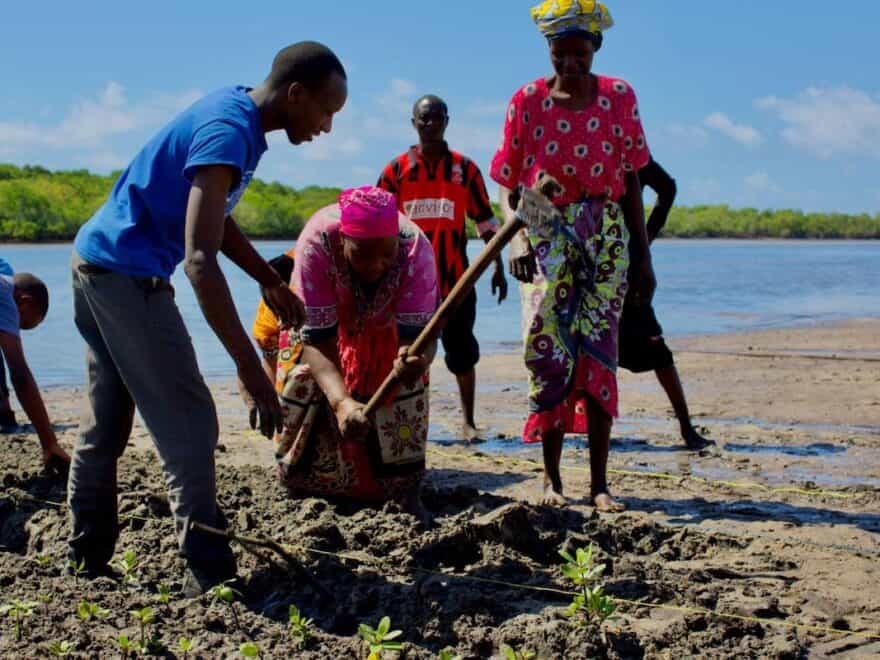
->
<box><xmin>209</xmin><ymin>581</ymin><xmax>243</xmax><ymax>633</ymax></box>
<box><xmin>358</xmin><ymin>615</ymin><xmax>403</xmax><ymax>660</ymax></box>
<box><xmin>0</xmin><ymin>599</ymin><xmax>39</xmax><ymax>641</ymax></box>
<box><xmin>154</xmin><ymin>583</ymin><xmax>172</xmax><ymax>606</ymax></box>
<box><xmin>501</xmin><ymin>645</ymin><xmax>537</xmax><ymax>660</ymax></box>
<box><xmin>115</xmin><ymin>549</ymin><xmax>140</xmax><ymax>587</ymax></box>
<box><xmin>438</xmin><ymin>649</ymin><xmax>463</xmax><ymax>660</ymax></box>
<box><xmin>33</xmin><ymin>554</ymin><xmax>52</xmax><ymax>569</ymax></box>
<box><xmin>77</xmin><ymin>600</ymin><xmax>110</xmax><ymax>622</ymax></box>
<box><xmin>130</xmin><ymin>606</ymin><xmax>156</xmax><ymax>648</ymax></box>
<box><xmin>288</xmin><ymin>603</ymin><xmax>314</xmax><ymax>645</ymax></box>
<box><xmin>47</xmin><ymin>640</ymin><xmax>76</xmax><ymax>657</ymax></box>
<box><xmin>240</xmin><ymin>641</ymin><xmax>261</xmax><ymax>658</ymax></box>
<box><xmin>178</xmin><ymin>636</ymin><xmax>194</xmax><ymax>659</ymax></box>
<box><xmin>558</xmin><ymin>544</ymin><xmax>617</xmax><ymax>626</ymax></box>
<box><xmin>68</xmin><ymin>558</ymin><xmax>86</xmax><ymax>583</ymax></box>
<box><xmin>37</xmin><ymin>593</ymin><xmax>52</xmax><ymax>615</ymax></box>
<box><xmin>118</xmin><ymin>634</ymin><xmax>138</xmax><ymax>658</ymax></box>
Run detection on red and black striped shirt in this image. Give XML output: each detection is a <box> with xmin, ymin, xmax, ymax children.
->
<box><xmin>378</xmin><ymin>143</ymin><xmax>496</xmax><ymax>298</ymax></box>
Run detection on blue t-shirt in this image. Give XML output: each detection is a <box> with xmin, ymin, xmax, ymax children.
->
<box><xmin>75</xmin><ymin>86</ymin><xmax>268</xmax><ymax>279</ymax></box>
<box><xmin>0</xmin><ymin>273</ymin><xmax>19</xmax><ymax>337</ymax></box>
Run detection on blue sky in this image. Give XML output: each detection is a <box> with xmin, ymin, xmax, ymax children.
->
<box><xmin>1</xmin><ymin>1</ymin><xmax>877</xmax><ymax>213</ymax></box>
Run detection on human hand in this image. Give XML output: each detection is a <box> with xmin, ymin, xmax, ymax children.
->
<box><xmin>393</xmin><ymin>345</ymin><xmax>431</xmax><ymax>388</ymax></box>
<box><xmin>261</xmin><ymin>284</ymin><xmax>305</xmax><ymax>330</ymax></box>
<box><xmin>237</xmin><ymin>359</ymin><xmax>283</xmax><ymax>439</ymax></box>
<box><xmin>491</xmin><ymin>259</ymin><xmax>508</xmax><ymax>303</ymax></box>
<box><xmin>508</xmin><ymin>231</ymin><xmax>537</xmax><ymax>283</ymax></box>
<box><xmin>335</xmin><ymin>397</ymin><xmax>371</xmax><ymax>442</ymax></box>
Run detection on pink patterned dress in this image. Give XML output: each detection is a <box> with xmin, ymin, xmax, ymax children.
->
<box><xmin>489</xmin><ymin>75</ymin><xmax>650</xmax><ymax>443</ymax></box>
<box><xmin>274</xmin><ymin>204</ymin><xmax>438</xmax><ymax>501</ymax></box>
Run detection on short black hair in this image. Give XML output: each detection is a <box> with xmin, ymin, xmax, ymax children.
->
<box><xmin>266</xmin><ymin>41</ymin><xmax>346</xmax><ymax>91</ymax></box>
<box><xmin>412</xmin><ymin>94</ymin><xmax>448</xmax><ymax>117</ymax></box>
<box><xmin>13</xmin><ymin>273</ymin><xmax>49</xmax><ymax>319</ymax></box>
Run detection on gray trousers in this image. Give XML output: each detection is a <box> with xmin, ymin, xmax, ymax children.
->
<box><xmin>69</xmin><ymin>252</ymin><xmax>232</xmax><ymax>568</ymax></box>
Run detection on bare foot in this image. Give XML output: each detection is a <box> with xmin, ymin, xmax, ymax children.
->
<box><xmin>592</xmin><ymin>492</ymin><xmax>625</xmax><ymax>513</ymax></box>
<box><xmin>683</xmin><ymin>426</ymin><xmax>715</xmax><ymax>451</ymax></box>
<box><xmin>462</xmin><ymin>423</ymin><xmax>484</xmax><ymax>444</ymax></box>
<box><xmin>542</xmin><ymin>483</ymin><xmax>568</xmax><ymax>507</ymax></box>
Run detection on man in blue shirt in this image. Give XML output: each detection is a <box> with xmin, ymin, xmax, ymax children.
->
<box><xmin>69</xmin><ymin>41</ymin><xmax>348</xmax><ymax>595</ymax></box>
<box><xmin>0</xmin><ymin>257</ymin><xmax>69</xmax><ymax>472</ymax></box>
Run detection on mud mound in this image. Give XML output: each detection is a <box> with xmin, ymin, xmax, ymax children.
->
<box><xmin>0</xmin><ymin>437</ymin><xmax>816</xmax><ymax>658</ymax></box>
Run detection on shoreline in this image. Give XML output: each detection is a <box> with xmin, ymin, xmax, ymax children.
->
<box><xmin>3</xmin><ymin>314</ymin><xmax>879</xmax><ymax>657</ymax></box>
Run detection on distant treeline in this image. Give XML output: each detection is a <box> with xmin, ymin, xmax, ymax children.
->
<box><xmin>0</xmin><ymin>164</ymin><xmax>877</xmax><ymax>241</ymax></box>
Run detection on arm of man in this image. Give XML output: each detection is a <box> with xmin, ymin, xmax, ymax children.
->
<box><xmin>640</xmin><ymin>159</ymin><xmax>677</xmax><ymax>243</ymax></box>
<box><xmin>220</xmin><ymin>216</ymin><xmax>304</xmax><ymax>328</ymax></box>
<box><xmin>469</xmin><ymin>165</ymin><xmax>508</xmax><ymax>303</ymax></box>
<box><xmin>621</xmin><ymin>170</ymin><xmax>656</xmax><ymax>304</ymax></box>
<box><xmin>302</xmin><ymin>338</ymin><xmax>369</xmax><ymax>441</ymax></box>
<box><xmin>183</xmin><ymin>165</ymin><xmax>282</xmax><ymax>439</ymax></box>
<box><xmin>0</xmin><ymin>332</ymin><xmax>68</xmax><ymax>465</ymax></box>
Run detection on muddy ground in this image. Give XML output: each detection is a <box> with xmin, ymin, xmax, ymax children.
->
<box><xmin>1</xmin><ymin>319</ymin><xmax>879</xmax><ymax>658</ymax></box>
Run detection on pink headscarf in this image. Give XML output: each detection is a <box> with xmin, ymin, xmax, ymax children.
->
<box><xmin>338</xmin><ymin>186</ymin><xmax>400</xmax><ymax>239</ymax></box>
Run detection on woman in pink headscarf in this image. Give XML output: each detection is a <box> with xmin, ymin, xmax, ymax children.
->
<box><xmin>272</xmin><ymin>186</ymin><xmax>439</xmax><ymax>505</ymax></box>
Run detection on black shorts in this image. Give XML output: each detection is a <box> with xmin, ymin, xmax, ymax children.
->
<box><xmin>618</xmin><ymin>303</ymin><xmax>674</xmax><ymax>373</ymax></box>
<box><xmin>440</xmin><ymin>289</ymin><xmax>480</xmax><ymax>375</ymax></box>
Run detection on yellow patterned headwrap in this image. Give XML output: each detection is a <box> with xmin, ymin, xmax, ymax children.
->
<box><xmin>531</xmin><ymin>0</ymin><xmax>614</xmax><ymax>39</ymax></box>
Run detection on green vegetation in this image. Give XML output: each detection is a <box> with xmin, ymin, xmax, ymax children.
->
<box><xmin>0</xmin><ymin>164</ymin><xmax>876</xmax><ymax>241</ymax></box>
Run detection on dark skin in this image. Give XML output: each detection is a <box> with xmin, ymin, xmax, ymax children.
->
<box><xmin>412</xmin><ymin>96</ymin><xmax>507</xmax><ymax>442</ymax></box>
<box><xmin>302</xmin><ymin>234</ymin><xmax>436</xmax><ymax>515</ymax></box>
<box><xmin>498</xmin><ymin>33</ymin><xmax>655</xmax><ymax>512</ymax></box>
<box><xmin>185</xmin><ymin>72</ymin><xmax>348</xmax><ymax>439</ymax></box>
<box><xmin>0</xmin><ymin>291</ymin><xmax>69</xmax><ymax>473</ymax></box>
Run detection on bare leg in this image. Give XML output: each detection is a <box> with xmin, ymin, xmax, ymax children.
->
<box><xmin>586</xmin><ymin>396</ymin><xmax>625</xmax><ymax>512</ymax></box>
<box><xmin>541</xmin><ymin>428</ymin><xmax>567</xmax><ymax>506</ymax></box>
<box><xmin>455</xmin><ymin>369</ymin><xmax>482</xmax><ymax>443</ymax></box>
<box><xmin>654</xmin><ymin>365</ymin><xmax>713</xmax><ymax>450</ymax></box>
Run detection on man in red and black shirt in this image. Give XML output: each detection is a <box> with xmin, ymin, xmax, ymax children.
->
<box><xmin>378</xmin><ymin>94</ymin><xmax>507</xmax><ymax>443</ymax></box>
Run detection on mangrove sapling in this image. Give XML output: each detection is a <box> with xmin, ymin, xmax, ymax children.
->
<box><xmin>117</xmin><ymin>634</ymin><xmax>137</xmax><ymax>658</ymax></box>
<box><xmin>154</xmin><ymin>583</ymin><xmax>172</xmax><ymax>611</ymax></box>
<box><xmin>115</xmin><ymin>549</ymin><xmax>141</xmax><ymax>588</ymax></box>
<box><xmin>501</xmin><ymin>645</ymin><xmax>537</xmax><ymax>660</ymax></box>
<box><xmin>37</xmin><ymin>593</ymin><xmax>52</xmax><ymax>616</ymax></box>
<box><xmin>558</xmin><ymin>544</ymin><xmax>617</xmax><ymax>626</ymax></box>
<box><xmin>209</xmin><ymin>580</ymin><xmax>244</xmax><ymax>633</ymax></box>
<box><xmin>358</xmin><ymin>615</ymin><xmax>403</xmax><ymax>660</ymax></box>
<box><xmin>178</xmin><ymin>636</ymin><xmax>194</xmax><ymax>659</ymax></box>
<box><xmin>32</xmin><ymin>554</ymin><xmax>52</xmax><ymax>571</ymax></box>
<box><xmin>288</xmin><ymin>603</ymin><xmax>314</xmax><ymax>646</ymax></box>
<box><xmin>0</xmin><ymin>599</ymin><xmax>39</xmax><ymax>641</ymax></box>
<box><xmin>77</xmin><ymin>600</ymin><xmax>110</xmax><ymax>623</ymax></box>
<box><xmin>47</xmin><ymin>640</ymin><xmax>76</xmax><ymax>656</ymax></box>
<box><xmin>68</xmin><ymin>558</ymin><xmax>86</xmax><ymax>584</ymax></box>
<box><xmin>130</xmin><ymin>606</ymin><xmax>154</xmax><ymax>644</ymax></box>
<box><xmin>438</xmin><ymin>649</ymin><xmax>463</xmax><ymax>660</ymax></box>
<box><xmin>239</xmin><ymin>641</ymin><xmax>261</xmax><ymax>658</ymax></box>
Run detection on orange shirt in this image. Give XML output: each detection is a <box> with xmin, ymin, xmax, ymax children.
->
<box><xmin>378</xmin><ymin>144</ymin><xmax>496</xmax><ymax>297</ymax></box>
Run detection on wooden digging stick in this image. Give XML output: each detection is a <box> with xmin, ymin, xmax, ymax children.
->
<box><xmin>362</xmin><ymin>175</ymin><xmax>561</xmax><ymax>418</ymax></box>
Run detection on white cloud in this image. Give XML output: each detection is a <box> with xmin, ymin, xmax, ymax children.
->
<box><xmin>703</xmin><ymin>112</ymin><xmax>763</xmax><ymax>147</ymax></box>
<box><xmin>377</xmin><ymin>78</ymin><xmax>418</xmax><ymax>115</ymax></box>
<box><xmin>0</xmin><ymin>82</ymin><xmax>201</xmax><ymax>150</ymax></box>
<box><xmin>664</xmin><ymin>122</ymin><xmax>709</xmax><ymax>147</ymax></box>
<box><xmin>78</xmin><ymin>150</ymin><xmax>128</xmax><ymax>171</ymax></box>
<box><xmin>756</xmin><ymin>86</ymin><xmax>880</xmax><ymax>159</ymax></box>
<box><xmin>744</xmin><ymin>171</ymin><xmax>782</xmax><ymax>194</ymax></box>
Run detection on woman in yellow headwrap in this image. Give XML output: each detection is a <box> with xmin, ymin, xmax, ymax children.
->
<box><xmin>490</xmin><ymin>1</ymin><xmax>655</xmax><ymax>512</ymax></box>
